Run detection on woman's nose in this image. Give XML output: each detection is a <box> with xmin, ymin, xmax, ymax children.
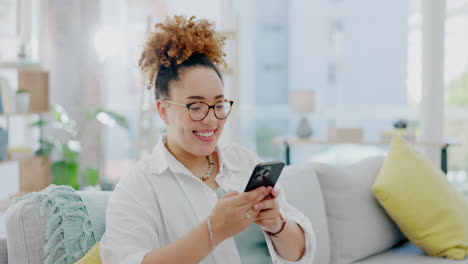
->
<box><xmin>202</xmin><ymin>108</ymin><xmax>217</xmax><ymax>124</ymax></box>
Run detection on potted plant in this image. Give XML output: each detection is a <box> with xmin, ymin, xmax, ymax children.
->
<box><xmin>15</xmin><ymin>89</ymin><xmax>30</xmax><ymax>113</ymax></box>
<box><xmin>33</xmin><ymin>104</ymin><xmax>130</xmax><ymax>190</ymax></box>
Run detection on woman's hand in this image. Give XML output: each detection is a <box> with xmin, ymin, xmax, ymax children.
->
<box><xmin>253</xmin><ymin>187</ymin><xmax>283</xmax><ymax>233</ymax></box>
<box><xmin>209</xmin><ymin>186</ymin><xmax>270</xmax><ymax>244</ymax></box>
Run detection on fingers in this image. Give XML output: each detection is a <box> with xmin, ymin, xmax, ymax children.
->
<box><xmin>253</xmin><ymin>188</ymin><xmax>280</xmax><ymax>211</ymax></box>
<box><xmin>270</xmin><ymin>188</ymin><xmax>280</xmax><ymax>198</ymax></box>
<box><xmin>246</xmin><ymin>186</ymin><xmax>269</xmax><ymax>201</ymax></box>
<box><xmin>245</xmin><ymin>208</ymin><xmax>257</xmax><ymax>222</ymax></box>
<box><xmin>230</xmin><ymin>186</ymin><xmax>269</xmax><ymax>207</ymax></box>
<box><xmin>255</xmin><ymin>208</ymin><xmax>277</xmax><ymax>219</ymax></box>
<box><xmin>254</xmin><ymin>209</ymin><xmax>281</xmax><ymax>227</ymax></box>
<box><xmin>243</xmin><ymin>187</ymin><xmax>271</xmax><ymax>209</ymax></box>
<box><xmin>254</xmin><ymin>199</ymin><xmax>276</xmax><ymax>211</ymax></box>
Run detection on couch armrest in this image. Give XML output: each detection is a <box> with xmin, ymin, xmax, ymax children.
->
<box><xmin>0</xmin><ymin>238</ymin><xmax>7</xmax><ymax>264</ymax></box>
<box><xmin>5</xmin><ymin>200</ymin><xmax>47</xmax><ymax>264</ymax></box>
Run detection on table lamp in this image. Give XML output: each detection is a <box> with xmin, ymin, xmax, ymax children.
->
<box><xmin>291</xmin><ymin>90</ymin><xmax>315</xmax><ymax>138</ymax></box>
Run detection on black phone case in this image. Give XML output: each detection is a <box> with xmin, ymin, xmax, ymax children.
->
<box><xmin>244</xmin><ymin>161</ymin><xmax>285</xmax><ymax>192</ymax></box>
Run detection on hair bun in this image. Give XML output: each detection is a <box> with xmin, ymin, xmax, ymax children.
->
<box><xmin>139</xmin><ymin>15</ymin><xmax>227</xmax><ymax>87</ymax></box>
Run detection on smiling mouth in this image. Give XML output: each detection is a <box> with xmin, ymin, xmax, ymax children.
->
<box><xmin>193</xmin><ymin>129</ymin><xmax>217</xmax><ymax>142</ymax></box>
<box><xmin>193</xmin><ymin>130</ymin><xmax>215</xmax><ymax>137</ymax></box>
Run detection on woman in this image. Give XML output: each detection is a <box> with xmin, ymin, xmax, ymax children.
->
<box><xmin>100</xmin><ymin>15</ymin><xmax>316</xmax><ymax>264</ymax></box>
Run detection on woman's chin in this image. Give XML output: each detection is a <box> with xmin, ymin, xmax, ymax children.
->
<box><xmin>190</xmin><ymin>140</ymin><xmax>217</xmax><ymax>156</ymax></box>
<box><xmin>193</xmin><ymin>144</ymin><xmax>217</xmax><ymax>157</ymax></box>
<box><xmin>190</xmin><ymin>131</ymin><xmax>219</xmax><ymax>155</ymax></box>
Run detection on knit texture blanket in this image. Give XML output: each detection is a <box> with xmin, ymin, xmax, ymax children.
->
<box><xmin>14</xmin><ymin>185</ymin><xmax>111</xmax><ymax>264</ymax></box>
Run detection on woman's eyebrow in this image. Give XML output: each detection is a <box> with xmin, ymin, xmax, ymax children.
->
<box><xmin>185</xmin><ymin>95</ymin><xmax>225</xmax><ymax>100</ymax></box>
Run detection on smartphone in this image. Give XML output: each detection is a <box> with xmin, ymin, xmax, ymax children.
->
<box><xmin>244</xmin><ymin>161</ymin><xmax>285</xmax><ymax>192</ymax></box>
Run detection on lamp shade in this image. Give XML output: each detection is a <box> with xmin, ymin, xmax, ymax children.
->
<box><xmin>290</xmin><ymin>90</ymin><xmax>315</xmax><ymax>113</ymax></box>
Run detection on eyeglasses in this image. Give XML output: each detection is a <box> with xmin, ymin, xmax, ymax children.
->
<box><xmin>163</xmin><ymin>99</ymin><xmax>234</xmax><ymax>121</ymax></box>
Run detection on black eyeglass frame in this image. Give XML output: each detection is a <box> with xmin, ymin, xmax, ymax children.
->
<box><xmin>163</xmin><ymin>99</ymin><xmax>234</xmax><ymax>121</ymax></box>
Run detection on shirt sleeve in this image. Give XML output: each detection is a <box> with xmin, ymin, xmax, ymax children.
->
<box><xmin>100</xmin><ymin>166</ymin><xmax>162</xmax><ymax>264</ymax></box>
<box><xmin>240</xmin><ymin>147</ymin><xmax>317</xmax><ymax>263</ymax></box>
<box><xmin>263</xmin><ymin>183</ymin><xmax>317</xmax><ymax>264</ymax></box>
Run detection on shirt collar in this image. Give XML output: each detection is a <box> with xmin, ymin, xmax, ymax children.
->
<box><xmin>217</xmin><ymin>145</ymin><xmax>241</xmax><ymax>172</ymax></box>
<box><xmin>150</xmin><ymin>133</ymin><xmax>241</xmax><ymax>176</ymax></box>
<box><xmin>149</xmin><ymin>134</ymin><xmax>170</xmax><ymax>175</ymax></box>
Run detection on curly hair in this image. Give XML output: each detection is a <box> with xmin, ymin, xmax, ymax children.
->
<box><xmin>139</xmin><ymin>15</ymin><xmax>227</xmax><ymax>99</ymax></box>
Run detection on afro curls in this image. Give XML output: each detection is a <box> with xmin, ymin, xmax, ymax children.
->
<box><xmin>139</xmin><ymin>15</ymin><xmax>227</xmax><ymax>88</ymax></box>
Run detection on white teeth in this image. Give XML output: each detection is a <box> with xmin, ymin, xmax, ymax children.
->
<box><xmin>195</xmin><ymin>131</ymin><xmax>214</xmax><ymax>137</ymax></box>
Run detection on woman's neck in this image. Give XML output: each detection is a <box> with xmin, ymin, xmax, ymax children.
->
<box><xmin>165</xmin><ymin>138</ymin><xmax>209</xmax><ymax>171</ymax></box>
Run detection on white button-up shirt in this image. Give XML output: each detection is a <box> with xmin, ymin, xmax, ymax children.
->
<box><xmin>100</xmin><ymin>134</ymin><xmax>316</xmax><ymax>264</ymax></box>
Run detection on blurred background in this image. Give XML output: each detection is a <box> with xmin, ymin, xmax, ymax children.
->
<box><xmin>0</xmin><ymin>0</ymin><xmax>467</xmax><ymax>212</ymax></box>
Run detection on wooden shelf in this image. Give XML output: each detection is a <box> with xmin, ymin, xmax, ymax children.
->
<box><xmin>0</xmin><ymin>68</ymin><xmax>51</xmax><ymax>199</ymax></box>
<box><xmin>0</xmin><ymin>61</ymin><xmax>41</xmax><ymax>70</ymax></box>
<box><xmin>0</xmin><ymin>110</ymin><xmax>49</xmax><ymax>117</ymax></box>
<box><xmin>0</xmin><ymin>156</ymin><xmax>35</xmax><ymax>164</ymax></box>
<box><xmin>0</xmin><ymin>70</ymin><xmax>50</xmax><ymax>116</ymax></box>
<box><xmin>0</xmin><ymin>156</ymin><xmax>51</xmax><ymax>193</ymax></box>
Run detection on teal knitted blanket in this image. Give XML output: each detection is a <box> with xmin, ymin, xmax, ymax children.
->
<box><xmin>14</xmin><ymin>185</ymin><xmax>111</xmax><ymax>264</ymax></box>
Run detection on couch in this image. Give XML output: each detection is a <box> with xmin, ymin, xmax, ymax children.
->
<box><xmin>2</xmin><ymin>156</ymin><xmax>467</xmax><ymax>263</ymax></box>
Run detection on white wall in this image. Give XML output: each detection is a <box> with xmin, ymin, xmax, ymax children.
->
<box><xmin>43</xmin><ymin>0</ymin><xmax>102</xmax><ymax>167</ymax></box>
<box><xmin>289</xmin><ymin>0</ymin><xmax>409</xmax><ymax>138</ymax></box>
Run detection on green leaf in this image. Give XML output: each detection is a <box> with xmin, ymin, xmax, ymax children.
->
<box><xmin>16</xmin><ymin>89</ymin><xmax>28</xmax><ymax>94</ymax></box>
<box><xmin>52</xmin><ymin>105</ymin><xmax>62</xmax><ymax>122</ymax></box>
<box><xmin>82</xmin><ymin>167</ymin><xmax>99</xmax><ymax>186</ymax></box>
<box><xmin>30</xmin><ymin>119</ymin><xmax>50</xmax><ymax>128</ymax></box>
<box><xmin>51</xmin><ymin>161</ymin><xmax>80</xmax><ymax>190</ymax></box>
<box><xmin>35</xmin><ymin>139</ymin><xmax>55</xmax><ymax>156</ymax></box>
<box><xmin>52</xmin><ymin>104</ymin><xmax>72</xmax><ymax>124</ymax></box>
<box><xmin>62</xmin><ymin>143</ymin><xmax>80</xmax><ymax>164</ymax></box>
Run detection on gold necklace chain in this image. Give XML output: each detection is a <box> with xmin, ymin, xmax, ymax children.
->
<box><xmin>200</xmin><ymin>154</ymin><xmax>214</xmax><ymax>181</ymax></box>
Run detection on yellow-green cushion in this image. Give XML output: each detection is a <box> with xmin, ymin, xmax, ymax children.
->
<box><xmin>372</xmin><ymin>136</ymin><xmax>468</xmax><ymax>260</ymax></box>
<box><xmin>75</xmin><ymin>242</ymin><xmax>101</xmax><ymax>264</ymax></box>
